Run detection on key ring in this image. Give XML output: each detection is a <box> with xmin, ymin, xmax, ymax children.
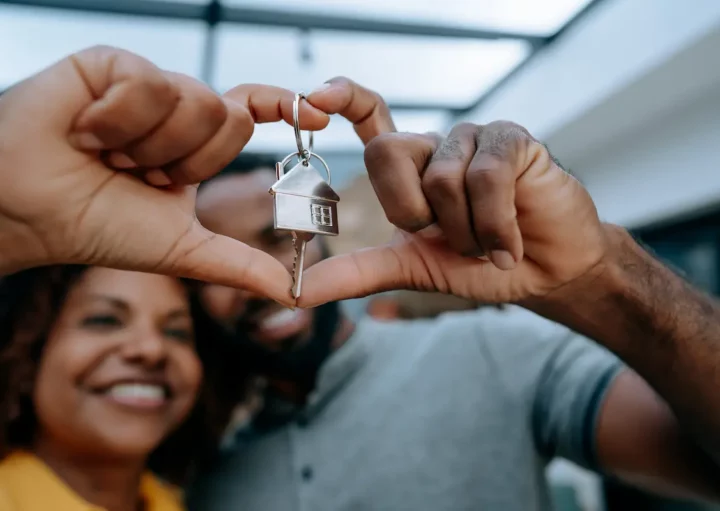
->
<box><xmin>278</xmin><ymin>150</ymin><xmax>332</xmax><ymax>186</ymax></box>
<box><xmin>293</xmin><ymin>92</ymin><xmax>314</xmax><ymax>163</ymax></box>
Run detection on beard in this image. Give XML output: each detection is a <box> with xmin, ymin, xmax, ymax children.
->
<box><xmin>223</xmin><ymin>242</ymin><xmax>341</xmax><ymax>384</ymax></box>
<box><xmin>226</xmin><ymin>298</ymin><xmax>340</xmax><ymax>384</ymax></box>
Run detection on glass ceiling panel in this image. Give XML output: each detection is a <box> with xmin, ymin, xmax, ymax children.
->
<box><xmin>138</xmin><ymin>0</ymin><xmax>209</xmax><ymax>3</ymax></box>
<box><xmin>88</xmin><ymin>0</ymin><xmax>210</xmax><ymax>3</ymax></box>
<box><xmin>223</xmin><ymin>0</ymin><xmax>594</xmax><ymax>36</ymax></box>
<box><xmin>214</xmin><ymin>25</ymin><xmax>530</xmax><ymax>107</ymax></box>
<box><xmin>243</xmin><ymin>110</ymin><xmax>451</xmax><ymax>153</ymax></box>
<box><xmin>0</xmin><ymin>5</ymin><xmax>206</xmax><ymax>89</ymax></box>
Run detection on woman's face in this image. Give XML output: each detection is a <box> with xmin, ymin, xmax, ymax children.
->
<box><xmin>33</xmin><ymin>268</ymin><xmax>202</xmax><ymax>460</ymax></box>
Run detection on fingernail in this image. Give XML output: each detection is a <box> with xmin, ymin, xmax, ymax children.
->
<box><xmin>309</xmin><ymin>82</ymin><xmax>332</xmax><ymax>95</ymax></box>
<box><xmin>145</xmin><ymin>169</ymin><xmax>172</xmax><ymax>187</ymax></box>
<box><xmin>490</xmin><ymin>250</ymin><xmax>516</xmax><ymax>271</ymax></box>
<box><xmin>108</xmin><ymin>152</ymin><xmax>137</xmax><ymax>169</ymax></box>
<box><xmin>69</xmin><ymin>132</ymin><xmax>104</xmax><ymax>151</ymax></box>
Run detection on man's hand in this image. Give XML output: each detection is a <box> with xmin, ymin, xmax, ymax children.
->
<box><xmin>308</xmin><ymin>79</ymin><xmax>720</xmax><ymax>489</ymax></box>
<box><xmin>299</xmin><ymin>91</ymin><xmax>608</xmax><ymax>306</ymax></box>
<box><xmin>0</xmin><ymin>45</ymin><xmax>329</xmax><ymax>305</ymax></box>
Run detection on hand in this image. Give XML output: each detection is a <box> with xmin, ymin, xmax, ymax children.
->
<box><xmin>300</xmin><ymin>80</ymin><xmax>608</xmax><ymax>307</ymax></box>
<box><xmin>0</xmin><ymin>45</ymin><xmax>329</xmax><ymax>304</ymax></box>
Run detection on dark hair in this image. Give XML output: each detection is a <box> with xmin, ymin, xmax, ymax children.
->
<box><xmin>0</xmin><ymin>265</ymin><xmax>243</xmax><ymax>485</ymax></box>
<box><xmin>219</xmin><ymin>152</ymin><xmax>279</xmax><ymax>176</ymax></box>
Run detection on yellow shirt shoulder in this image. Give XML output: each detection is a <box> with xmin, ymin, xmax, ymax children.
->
<box><xmin>0</xmin><ymin>451</ymin><xmax>184</xmax><ymax>511</ymax></box>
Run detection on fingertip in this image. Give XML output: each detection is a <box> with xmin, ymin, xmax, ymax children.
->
<box><xmin>68</xmin><ymin>132</ymin><xmax>105</xmax><ymax>151</ymax></box>
<box><xmin>295</xmin><ymin>296</ymin><xmax>326</xmax><ymax>309</ymax></box>
<box><xmin>172</xmin><ymin>230</ymin><xmax>296</xmax><ymax>306</ymax></box>
<box><xmin>308</xmin><ymin>82</ymin><xmax>333</xmax><ymax>96</ymax></box>
<box><xmin>306</xmin><ymin>82</ymin><xmax>346</xmax><ymax>113</ymax></box>
<box><xmin>293</xmin><ymin>102</ymin><xmax>330</xmax><ymax>131</ymax></box>
<box><xmin>271</xmin><ymin>293</ymin><xmax>296</xmax><ymax>309</ymax></box>
<box><xmin>489</xmin><ymin>250</ymin><xmax>516</xmax><ymax>271</ymax></box>
<box><xmin>144</xmin><ymin>169</ymin><xmax>172</xmax><ymax>186</ymax></box>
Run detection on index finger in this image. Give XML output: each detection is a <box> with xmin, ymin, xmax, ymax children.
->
<box><xmin>307</xmin><ymin>77</ymin><xmax>396</xmax><ymax>145</ymax></box>
<box><xmin>364</xmin><ymin>132</ymin><xmax>439</xmax><ymax>232</ymax></box>
<box><xmin>164</xmin><ymin>84</ymin><xmax>331</xmax><ymax>185</ymax></box>
<box><xmin>223</xmin><ymin>84</ymin><xmax>330</xmax><ymax>130</ymax></box>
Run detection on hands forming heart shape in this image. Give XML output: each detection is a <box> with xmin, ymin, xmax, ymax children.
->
<box><xmin>0</xmin><ymin>45</ymin><xmax>611</xmax><ymax>310</ymax></box>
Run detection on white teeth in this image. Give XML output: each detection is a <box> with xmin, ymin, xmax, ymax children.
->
<box><xmin>261</xmin><ymin>309</ymin><xmax>299</xmax><ymax>329</ymax></box>
<box><xmin>107</xmin><ymin>383</ymin><xmax>165</xmax><ymax>400</ymax></box>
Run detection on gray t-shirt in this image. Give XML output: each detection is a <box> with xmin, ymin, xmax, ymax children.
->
<box><xmin>188</xmin><ymin>306</ymin><xmax>622</xmax><ymax>511</ymax></box>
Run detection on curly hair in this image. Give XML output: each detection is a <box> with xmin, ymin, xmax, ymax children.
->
<box><xmin>0</xmin><ymin>265</ymin><xmax>245</xmax><ymax>485</ymax></box>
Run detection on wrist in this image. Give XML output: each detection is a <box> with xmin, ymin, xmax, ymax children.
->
<box><xmin>521</xmin><ymin>224</ymin><xmax>651</xmax><ymax>348</ymax></box>
<box><xmin>524</xmin><ymin>223</ymin><xmax>627</xmax><ymax>303</ymax></box>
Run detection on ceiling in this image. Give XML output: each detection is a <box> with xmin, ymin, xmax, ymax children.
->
<box><xmin>0</xmin><ymin>0</ymin><xmax>600</xmax><ymax>152</ymax></box>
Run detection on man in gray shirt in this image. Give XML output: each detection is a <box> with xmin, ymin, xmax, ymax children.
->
<box><xmin>189</xmin><ymin>79</ymin><xmax>720</xmax><ymax>510</ymax></box>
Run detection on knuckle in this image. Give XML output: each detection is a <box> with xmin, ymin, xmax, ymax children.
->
<box><xmin>385</xmin><ymin>209</ymin><xmax>428</xmax><ymax>233</ymax></box>
<box><xmin>326</xmin><ymin>76</ymin><xmax>353</xmax><ymax>87</ymax></box>
<box><xmin>466</xmin><ymin>164</ymin><xmax>507</xmax><ymax>188</ymax></box>
<box><xmin>424</xmin><ymin>132</ymin><xmax>445</xmax><ymax>146</ymax></box>
<box><xmin>137</xmin><ymin>70</ymin><xmax>178</xmax><ymax>107</ymax></box>
<box><xmin>198</xmin><ymin>90</ymin><xmax>229</xmax><ymax>128</ymax></box>
<box><xmin>226</xmin><ymin>101</ymin><xmax>255</xmax><ymax>146</ymax></box>
<box><xmin>453</xmin><ymin>122</ymin><xmax>481</xmax><ymax>135</ymax></box>
<box><xmin>423</xmin><ymin>169</ymin><xmax>464</xmax><ymax>200</ymax></box>
<box><xmin>433</xmin><ymin>136</ymin><xmax>465</xmax><ymax>162</ymax></box>
<box><xmin>369</xmin><ymin>90</ymin><xmax>389</xmax><ymax>109</ymax></box>
<box><xmin>485</xmin><ymin>120</ymin><xmax>533</xmax><ymax>141</ymax></box>
<box><xmin>364</xmin><ymin>132</ymin><xmax>401</xmax><ymax>168</ymax></box>
<box><xmin>81</xmin><ymin>44</ymin><xmax>121</xmax><ymax>58</ymax></box>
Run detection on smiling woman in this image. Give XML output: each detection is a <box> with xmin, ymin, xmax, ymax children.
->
<box><xmin>0</xmin><ymin>266</ymin><xmax>241</xmax><ymax>511</ymax></box>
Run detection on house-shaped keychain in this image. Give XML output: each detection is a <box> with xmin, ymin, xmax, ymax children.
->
<box><xmin>270</xmin><ymin>158</ymin><xmax>340</xmax><ymax>237</ymax></box>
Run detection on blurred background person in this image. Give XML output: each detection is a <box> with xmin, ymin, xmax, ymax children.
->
<box><xmin>186</xmin><ymin>100</ymin><xmax>720</xmax><ymax>511</ymax></box>
<box><xmin>0</xmin><ymin>266</ymin><xmax>239</xmax><ymax>511</ymax></box>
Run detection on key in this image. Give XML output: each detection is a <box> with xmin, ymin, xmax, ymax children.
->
<box><xmin>269</xmin><ymin>92</ymin><xmax>340</xmax><ymax>300</ymax></box>
<box><xmin>291</xmin><ymin>231</ymin><xmax>314</xmax><ymax>299</ymax></box>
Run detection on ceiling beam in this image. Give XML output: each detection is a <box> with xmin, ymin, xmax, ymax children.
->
<box><xmin>223</xmin><ymin>6</ymin><xmax>547</xmax><ymax>44</ymax></box>
<box><xmin>0</xmin><ymin>0</ymin><xmax>548</xmax><ymax>43</ymax></box>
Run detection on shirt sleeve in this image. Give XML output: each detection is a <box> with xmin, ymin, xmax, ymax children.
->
<box><xmin>470</xmin><ymin>305</ymin><xmax>623</xmax><ymax>470</ymax></box>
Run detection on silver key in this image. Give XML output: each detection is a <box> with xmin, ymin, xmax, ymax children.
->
<box><xmin>269</xmin><ymin>92</ymin><xmax>340</xmax><ymax>299</ymax></box>
<box><xmin>291</xmin><ymin>231</ymin><xmax>314</xmax><ymax>299</ymax></box>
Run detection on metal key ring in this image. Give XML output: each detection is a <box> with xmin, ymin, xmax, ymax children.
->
<box><xmin>293</xmin><ymin>92</ymin><xmax>314</xmax><ymax>161</ymax></box>
<box><xmin>278</xmin><ymin>150</ymin><xmax>332</xmax><ymax>186</ymax></box>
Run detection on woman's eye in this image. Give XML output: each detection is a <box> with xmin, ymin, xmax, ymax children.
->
<box><xmin>82</xmin><ymin>314</ymin><xmax>122</xmax><ymax>328</ymax></box>
<box><xmin>164</xmin><ymin>328</ymin><xmax>193</xmax><ymax>343</ymax></box>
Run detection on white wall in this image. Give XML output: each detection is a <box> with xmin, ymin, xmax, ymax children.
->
<box><xmin>579</xmin><ymin>84</ymin><xmax>720</xmax><ymax>228</ymax></box>
<box><xmin>458</xmin><ymin>0</ymin><xmax>720</xmax><ymax>230</ymax></box>
<box><xmin>460</xmin><ymin>0</ymin><xmax>720</xmax><ymax>140</ymax></box>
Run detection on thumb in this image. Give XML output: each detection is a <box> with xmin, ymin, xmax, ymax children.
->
<box><xmin>307</xmin><ymin>76</ymin><xmax>396</xmax><ymax>145</ymax></box>
<box><xmin>297</xmin><ymin>245</ymin><xmax>412</xmax><ymax>308</ymax></box>
<box><xmin>169</xmin><ymin>224</ymin><xmax>295</xmax><ymax>307</ymax></box>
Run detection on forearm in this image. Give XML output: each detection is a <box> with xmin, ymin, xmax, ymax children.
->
<box><xmin>526</xmin><ymin>224</ymin><xmax>720</xmax><ymax>462</ymax></box>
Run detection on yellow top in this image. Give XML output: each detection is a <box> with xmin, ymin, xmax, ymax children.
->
<box><xmin>0</xmin><ymin>451</ymin><xmax>184</xmax><ymax>511</ymax></box>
